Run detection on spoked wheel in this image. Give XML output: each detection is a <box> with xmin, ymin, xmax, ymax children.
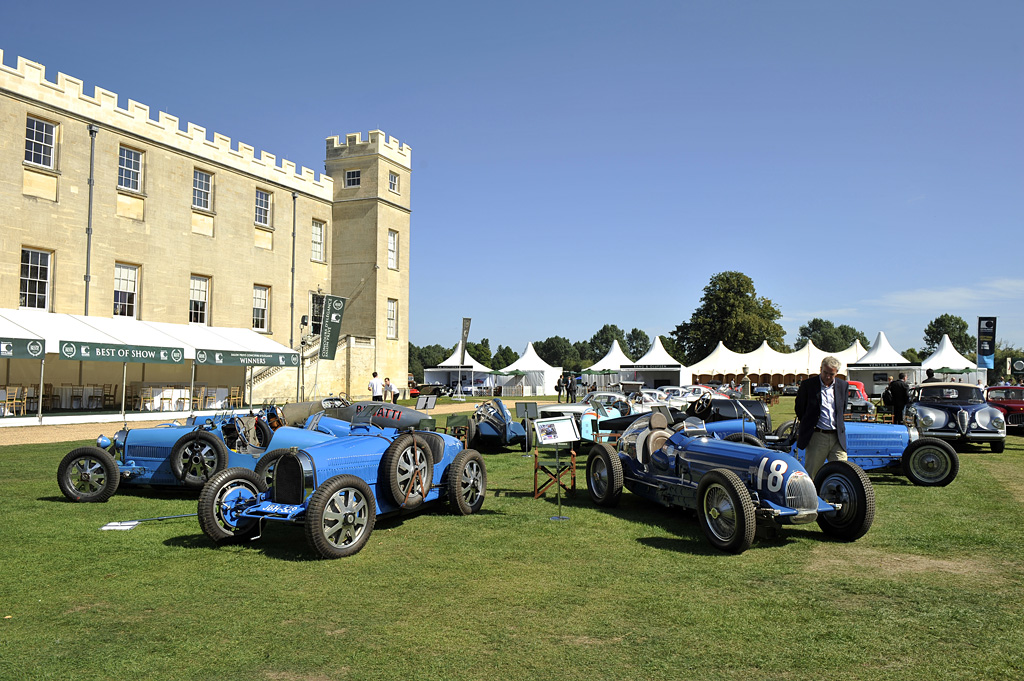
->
<box><xmin>254</xmin><ymin>419</ymin><xmax>273</xmax><ymax>447</ymax></box>
<box><xmin>197</xmin><ymin>468</ymin><xmax>267</xmax><ymax>544</ymax></box>
<box><xmin>696</xmin><ymin>469</ymin><xmax>755</xmax><ymax>553</ymax></box>
<box><xmin>774</xmin><ymin>420</ymin><xmax>796</xmax><ymax>438</ymax></box>
<box><xmin>305</xmin><ymin>475</ymin><xmax>376</xmax><ymax>559</ymax></box>
<box><xmin>57</xmin><ymin>447</ymin><xmax>120</xmax><ymax>502</ymax></box>
<box><xmin>170</xmin><ymin>431</ymin><xmax>228</xmax><ymax>488</ymax></box>
<box><xmin>381</xmin><ymin>433</ymin><xmax>433</xmax><ymax>509</ymax></box>
<box><xmin>901</xmin><ymin>438</ymin><xmax>959</xmax><ymax>486</ymax></box>
<box><xmin>814</xmin><ymin>461</ymin><xmax>875</xmax><ymax>541</ymax></box>
<box><xmin>447</xmin><ymin>449</ymin><xmax>487</xmax><ymax>515</ymax></box>
<box><xmin>586</xmin><ymin>443</ymin><xmax>623</xmax><ymax>507</ymax></box>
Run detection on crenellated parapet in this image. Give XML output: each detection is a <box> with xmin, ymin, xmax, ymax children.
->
<box><xmin>326</xmin><ymin>130</ymin><xmax>411</xmax><ymax>170</ymax></box>
<box><xmin>0</xmin><ymin>50</ymin><xmax>332</xmax><ymax>199</ymax></box>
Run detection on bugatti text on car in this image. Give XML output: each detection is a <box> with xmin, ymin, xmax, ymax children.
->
<box><xmin>586</xmin><ymin>409</ymin><xmax>875</xmax><ymax>553</ymax></box>
<box><xmin>904</xmin><ymin>382</ymin><xmax>1006</xmax><ymax>453</ymax></box>
<box><xmin>197</xmin><ymin>403</ymin><xmax>486</xmax><ymax>558</ymax></box>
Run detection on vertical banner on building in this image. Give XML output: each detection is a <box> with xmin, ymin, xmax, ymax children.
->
<box><xmin>459</xmin><ymin>317</ymin><xmax>471</xmax><ymax>365</ymax></box>
<box><xmin>977</xmin><ymin>317</ymin><xmax>997</xmax><ymax>370</ymax></box>
<box><xmin>318</xmin><ymin>295</ymin><xmax>347</xmax><ymax>361</ymax></box>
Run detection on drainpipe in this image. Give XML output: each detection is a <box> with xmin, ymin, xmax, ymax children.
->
<box><xmin>291</xmin><ymin>191</ymin><xmax>298</xmax><ymax>401</ymax></box>
<box><xmin>84</xmin><ymin>124</ymin><xmax>99</xmax><ymax>315</ymax></box>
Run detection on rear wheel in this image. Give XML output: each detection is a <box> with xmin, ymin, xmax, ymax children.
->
<box><xmin>467</xmin><ymin>418</ymin><xmax>478</xmax><ymax>450</ymax></box>
<box><xmin>696</xmin><ymin>469</ymin><xmax>755</xmax><ymax>553</ymax></box>
<box><xmin>723</xmin><ymin>432</ymin><xmax>766</xmax><ymax>448</ymax></box>
<box><xmin>901</xmin><ymin>438</ymin><xmax>959</xmax><ymax>486</ymax></box>
<box><xmin>447</xmin><ymin>449</ymin><xmax>486</xmax><ymax>515</ymax></box>
<box><xmin>57</xmin><ymin>447</ymin><xmax>120</xmax><ymax>502</ymax></box>
<box><xmin>305</xmin><ymin>475</ymin><xmax>376</xmax><ymax>558</ymax></box>
<box><xmin>198</xmin><ymin>468</ymin><xmax>266</xmax><ymax>544</ymax></box>
<box><xmin>254</xmin><ymin>419</ymin><xmax>273</xmax><ymax>447</ymax></box>
<box><xmin>814</xmin><ymin>461</ymin><xmax>875</xmax><ymax>541</ymax></box>
<box><xmin>586</xmin><ymin>443</ymin><xmax>623</xmax><ymax>507</ymax></box>
<box><xmin>774</xmin><ymin>419</ymin><xmax>796</xmax><ymax>438</ymax></box>
<box><xmin>169</xmin><ymin>431</ymin><xmax>228</xmax><ymax>488</ymax></box>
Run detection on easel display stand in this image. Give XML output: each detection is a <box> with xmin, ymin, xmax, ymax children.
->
<box><xmin>531</xmin><ymin>415</ymin><xmax>581</xmax><ymax>521</ymax></box>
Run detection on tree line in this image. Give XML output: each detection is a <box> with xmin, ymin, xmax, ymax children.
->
<box><xmin>409</xmin><ymin>271</ymin><xmax>1021</xmax><ymax>383</ymax></box>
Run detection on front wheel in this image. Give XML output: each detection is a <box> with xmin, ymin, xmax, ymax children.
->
<box><xmin>447</xmin><ymin>449</ymin><xmax>487</xmax><ymax>515</ymax></box>
<box><xmin>696</xmin><ymin>469</ymin><xmax>755</xmax><ymax>553</ymax></box>
<box><xmin>197</xmin><ymin>468</ymin><xmax>266</xmax><ymax>544</ymax></box>
<box><xmin>254</xmin><ymin>419</ymin><xmax>273</xmax><ymax>447</ymax></box>
<box><xmin>586</xmin><ymin>443</ymin><xmax>623</xmax><ymax>507</ymax></box>
<box><xmin>814</xmin><ymin>461</ymin><xmax>875</xmax><ymax>541</ymax></box>
<box><xmin>901</xmin><ymin>438</ymin><xmax>959</xmax><ymax>486</ymax></box>
<box><xmin>467</xmin><ymin>418</ymin><xmax>478</xmax><ymax>450</ymax></box>
<box><xmin>991</xmin><ymin>440</ymin><xmax>1005</xmax><ymax>454</ymax></box>
<box><xmin>723</xmin><ymin>432</ymin><xmax>766</xmax><ymax>448</ymax></box>
<box><xmin>774</xmin><ymin>419</ymin><xmax>796</xmax><ymax>438</ymax></box>
<box><xmin>170</xmin><ymin>431</ymin><xmax>228</xmax><ymax>488</ymax></box>
<box><xmin>57</xmin><ymin>447</ymin><xmax>120</xmax><ymax>502</ymax></box>
<box><xmin>304</xmin><ymin>475</ymin><xmax>376</xmax><ymax>558</ymax></box>
<box><xmin>254</xmin><ymin>448</ymin><xmax>290</xmax><ymax>488</ymax></box>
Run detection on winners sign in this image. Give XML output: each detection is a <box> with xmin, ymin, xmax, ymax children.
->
<box><xmin>60</xmin><ymin>341</ymin><xmax>184</xmax><ymax>364</ymax></box>
<box><xmin>319</xmin><ymin>295</ymin><xmax>347</xmax><ymax>361</ymax></box>
<box><xmin>196</xmin><ymin>349</ymin><xmax>298</xmax><ymax>367</ymax></box>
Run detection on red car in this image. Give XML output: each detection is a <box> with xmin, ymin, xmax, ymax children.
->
<box><xmin>986</xmin><ymin>386</ymin><xmax>1024</xmax><ymax>429</ymax></box>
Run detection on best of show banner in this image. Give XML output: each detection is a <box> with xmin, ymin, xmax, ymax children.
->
<box><xmin>977</xmin><ymin>317</ymin><xmax>996</xmax><ymax>370</ymax></box>
<box><xmin>60</xmin><ymin>340</ymin><xmax>184</xmax><ymax>364</ymax></box>
<box><xmin>318</xmin><ymin>295</ymin><xmax>348</xmax><ymax>361</ymax></box>
<box><xmin>459</xmin><ymin>317</ymin><xmax>471</xmax><ymax>366</ymax></box>
<box><xmin>1</xmin><ymin>338</ymin><xmax>45</xmax><ymax>359</ymax></box>
<box><xmin>196</xmin><ymin>349</ymin><xmax>298</xmax><ymax>367</ymax></box>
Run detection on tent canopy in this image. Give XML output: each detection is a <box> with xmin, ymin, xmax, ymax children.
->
<box><xmin>498</xmin><ymin>342</ymin><xmax>561</xmax><ymax>395</ymax></box>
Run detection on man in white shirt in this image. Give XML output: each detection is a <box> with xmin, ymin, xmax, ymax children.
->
<box><xmin>368</xmin><ymin>372</ymin><xmax>384</xmax><ymax>401</ymax></box>
<box><xmin>794</xmin><ymin>356</ymin><xmax>849</xmax><ymax>477</ymax></box>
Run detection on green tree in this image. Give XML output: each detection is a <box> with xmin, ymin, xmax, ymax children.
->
<box><xmin>659</xmin><ymin>335</ymin><xmax>683</xmax><ymax>361</ymax></box>
<box><xmin>923</xmin><ymin>314</ymin><xmax>976</xmax><ymax>356</ymax></box>
<box><xmin>573</xmin><ymin>340</ymin><xmax>594</xmax><ymax>368</ymax></box>
<box><xmin>902</xmin><ymin>347</ymin><xmax>923</xmax><ymax>364</ymax></box>
<box><xmin>625</xmin><ymin>328</ymin><xmax>650</xmax><ymax>361</ymax></box>
<box><xmin>491</xmin><ymin>345</ymin><xmax>519</xmax><ymax>369</ymax></box>
<box><xmin>535</xmin><ymin>336</ymin><xmax>582</xmax><ymax>371</ymax></box>
<box><xmin>465</xmin><ymin>338</ymin><xmax>492</xmax><ymax>367</ymax></box>
<box><xmin>588</xmin><ymin>324</ymin><xmax>628</xmax><ymax>361</ymax></box>
<box><xmin>795</xmin><ymin>318</ymin><xmax>869</xmax><ymax>352</ymax></box>
<box><xmin>671</xmin><ymin>271</ymin><xmax>786</xmax><ymax>364</ymax></box>
<box><xmin>988</xmin><ymin>340</ymin><xmax>1023</xmax><ymax>384</ymax></box>
<box><xmin>408</xmin><ymin>343</ymin><xmax>454</xmax><ymax>382</ymax></box>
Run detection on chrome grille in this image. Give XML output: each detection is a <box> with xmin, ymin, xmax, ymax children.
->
<box><xmin>956</xmin><ymin>409</ymin><xmax>969</xmax><ymax>434</ymax></box>
<box><xmin>785</xmin><ymin>471</ymin><xmax>818</xmax><ymax>513</ymax></box>
<box><xmin>1008</xmin><ymin>413</ymin><xmax>1024</xmax><ymax>426</ymax></box>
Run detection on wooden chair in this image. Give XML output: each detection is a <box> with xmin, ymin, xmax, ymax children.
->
<box><xmin>43</xmin><ymin>383</ymin><xmax>59</xmax><ymax>411</ymax></box>
<box><xmin>88</xmin><ymin>384</ymin><xmax>105</xmax><ymax>409</ymax></box>
<box><xmin>137</xmin><ymin>387</ymin><xmax>155</xmax><ymax>411</ymax></box>
<box><xmin>534</xmin><ymin>446</ymin><xmax>576</xmax><ymax>500</ymax></box>
<box><xmin>70</xmin><ymin>385</ymin><xmax>84</xmax><ymax>410</ymax></box>
<box><xmin>2</xmin><ymin>387</ymin><xmax>20</xmax><ymax>417</ymax></box>
<box><xmin>204</xmin><ymin>387</ymin><xmax>220</xmax><ymax>409</ymax></box>
<box><xmin>228</xmin><ymin>386</ymin><xmax>243</xmax><ymax>408</ymax></box>
<box><xmin>24</xmin><ymin>385</ymin><xmax>39</xmax><ymax>413</ymax></box>
<box><xmin>103</xmin><ymin>384</ymin><xmax>117</xmax><ymax>409</ymax></box>
<box><xmin>191</xmin><ymin>387</ymin><xmax>206</xmax><ymax>411</ymax></box>
<box><xmin>159</xmin><ymin>386</ymin><xmax>174</xmax><ymax>412</ymax></box>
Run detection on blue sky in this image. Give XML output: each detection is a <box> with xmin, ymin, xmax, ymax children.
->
<box><xmin>4</xmin><ymin>1</ymin><xmax>1021</xmax><ymax>358</ymax></box>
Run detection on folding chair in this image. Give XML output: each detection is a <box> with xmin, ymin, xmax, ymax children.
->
<box><xmin>534</xmin><ymin>445</ymin><xmax>576</xmax><ymax>499</ymax></box>
<box><xmin>443</xmin><ymin>414</ymin><xmax>470</xmax><ymax>447</ymax></box>
<box><xmin>417</xmin><ymin>418</ymin><xmax>438</xmax><ymax>432</ymax></box>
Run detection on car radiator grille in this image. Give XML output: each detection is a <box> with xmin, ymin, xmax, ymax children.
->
<box><xmin>956</xmin><ymin>410</ymin><xmax>970</xmax><ymax>433</ymax></box>
<box><xmin>1008</xmin><ymin>413</ymin><xmax>1024</xmax><ymax>426</ymax></box>
<box><xmin>273</xmin><ymin>455</ymin><xmax>305</xmax><ymax>505</ymax></box>
<box><xmin>127</xmin><ymin>446</ymin><xmax>165</xmax><ymax>461</ymax></box>
<box><xmin>785</xmin><ymin>473</ymin><xmax>819</xmax><ymax>512</ymax></box>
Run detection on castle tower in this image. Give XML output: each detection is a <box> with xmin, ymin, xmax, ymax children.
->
<box><xmin>325</xmin><ymin>131</ymin><xmax>411</xmax><ymax>394</ymax></box>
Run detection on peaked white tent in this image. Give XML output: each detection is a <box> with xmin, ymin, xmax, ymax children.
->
<box><xmin>919</xmin><ymin>335</ymin><xmax>985</xmax><ymax>385</ymax></box>
<box><xmin>847</xmin><ymin>332</ymin><xmax>915</xmax><ymax>396</ymax></box>
<box><xmin>619</xmin><ymin>336</ymin><xmax>686</xmax><ymax>388</ymax></box>
<box><xmin>422</xmin><ymin>341</ymin><xmax>493</xmax><ymax>392</ymax></box>
<box><xmin>585</xmin><ymin>340</ymin><xmax>631</xmax><ymax>388</ymax></box>
<box><xmin>687</xmin><ymin>341</ymin><xmax>745</xmax><ymax>382</ymax></box>
<box><xmin>499</xmin><ymin>343</ymin><xmax>561</xmax><ymax>397</ymax></box>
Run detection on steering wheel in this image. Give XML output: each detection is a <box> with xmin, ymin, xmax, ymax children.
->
<box><xmin>692</xmin><ymin>392</ymin><xmax>712</xmax><ymax>417</ymax></box>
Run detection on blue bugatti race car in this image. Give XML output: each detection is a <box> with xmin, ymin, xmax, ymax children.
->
<box><xmin>469</xmin><ymin>398</ymin><xmax>530</xmax><ymax>451</ymax></box>
<box><xmin>197</xmin><ymin>403</ymin><xmax>486</xmax><ymax>558</ymax></box>
<box><xmin>586</xmin><ymin>408</ymin><xmax>875</xmax><ymax>554</ymax></box>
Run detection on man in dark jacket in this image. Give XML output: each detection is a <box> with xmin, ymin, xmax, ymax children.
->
<box><xmin>889</xmin><ymin>372</ymin><xmax>910</xmax><ymax>424</ymax></box>
<box><xmin>922</xmin><ymin>368</ymin><xmax>941</xmax><ymax>383</ymax></box>
<box><xmin>795</xmin><ymin>356</ymin><xmax>849</xmax><ymax>477</ymax></box>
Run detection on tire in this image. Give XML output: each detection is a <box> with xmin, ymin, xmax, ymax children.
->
<box><xmin>901</xmin><ymin>438</ymin><xmax>959</xmax><ymax>487</ymax></box>
<box><xmin>254</xmin><ymin>419</ymin><xmax>273</xmax><ymax>447</ymax></box>
<box><xmin>381</xmin><ymin>433</ymin><xmax>433</xmax><ymax>509</ymax></box>
<box><xmin>723</xmin><ymin>432</ymin><xmax>766</xmax><ymax>448</ymax></box>
<box><xmin>57</xmin><ymin>447</ymin><xmax>120</xmax><ymax>503</ymax></box>
<box><xmin>520</xmin><ymin>419</ymin><xmax>530</xmax><ymax>452</ymax></box>
<box><xmin>586</xmin><ymin>443</ymin><xmax>623</xmax><ymax>507</ymax></box>
<box><xmin>197</xmin><ymin>468</ymin><xmax>266</xmax><ymax>544</ymax></box>
<box><xmin>814</xmin><ymin>461</ymin><xmax>875</xmax><ymax>541</ymax></box>
<box><xmin>304</xmin><ymin>474</ymin><xmax>376</xmax><ymax>558</ymax></box>
<box><xmin>169</xmin><ymin>430</ymin><xmax>229</xmax><ymax>488</ymax></box>
<box><xmin>991</xmin><ymin>440</ymin><xmax>1005</xmax><ymax>454</ymax></box>
<box><xmin>467</xmin><ymin>418</ymin><xmax>478</xmax><ymax>450</ymax></box>
<box><xmin>447</xmin><ymin>449</ymin><xmax>487</xmax><ymax>515</ymax></box>
<box><xmin>774</xmin><ymin>419</ymin><xmax>796</xmax><ymax>438</ymax></box>
<box><xmin>254</xmin><ymin>448</ymin><xmax>290</xmax><ymax>488</ymax></box>
<box><xmin>696</xmin><ymin>469</ymin><xmax>756</xmax><ymax>554</ymax></box>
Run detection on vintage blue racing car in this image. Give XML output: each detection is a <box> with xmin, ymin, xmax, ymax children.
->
<box><xmin>469</xmin><ymin>398</ymin><xmax>530</xmax><ymax>451</ymax></box>
<box><xmin>197</xmin><ymin>403</ymin><xmax>486</xmax><ymax>558</ymax></box>
<box><xmin>586</xmin><ymin>410</ymin><xmax>875</xmax><ymax>554</ymax></box>
<box><xmin>56</xmin><ymin>397</ymin><xmax>407</xmax><ymax>502</ymax></box>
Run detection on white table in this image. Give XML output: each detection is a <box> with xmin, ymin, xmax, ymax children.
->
<box><xmin>54</xmin><ymin>386</ymin><xmax>103</xmax><ymax>410</ymax></box>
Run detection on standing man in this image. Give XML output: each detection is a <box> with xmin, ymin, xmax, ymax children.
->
<box><xmin>889</xmin><ymin>372</ymin><xmax>910</xmax><ymax>424</ymax></box>
<box><xmin>566</xmin><ymin>376</ymin><xmax>577</xmax><ymax>403</ymax></box>
<box><xmin>555</xmin><ymin>375</ymin><xmax>564</xmax><ymax>403</ymax></box>
<box><xmin>368</xmin><ymin>371</ymin><xmax>384</xmax><ymax>401</ymax></box>
<box><xmin>795</xmin><ymin>356</ymin><xmax>849</xmax><ymax>478</ymax></box>
<box><xmin>922</xmin><ymin>368</ymin><xmax>941</xmax><ymax>383</ymax></box>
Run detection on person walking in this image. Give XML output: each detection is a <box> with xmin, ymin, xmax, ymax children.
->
<box><xmin>368</xmin><ymin>371</ymin><xmax>384</xmax><ymax>401</ymax></box>
<box><xmin>795</xmin><ymin>356</ymin><xmax>849</xmax><ymax>477</ymax></box>
<box><xmin>888</xmin><ymin>373</ymin><xmax>910</xmax><ymax>424</ymax></box>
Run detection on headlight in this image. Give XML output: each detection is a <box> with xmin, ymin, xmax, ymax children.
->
<box><xmin>992</xmin><ymin>416</ymin><xmax>1005</xmax><ymax>430</ymax></box>
<box><xmin>96</xmin><ymin>435</ymin><xmax>111</xmax><ymax>449</ymax></box>
<box><xmin>919</xmin><ymin>413</ymin><xmax>934</xmax><ymax>427</ymax></box>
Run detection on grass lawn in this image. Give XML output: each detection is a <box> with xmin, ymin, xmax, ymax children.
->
<box><xmin>1</xmin><ymin>399</ymin><xmax>1023</xmax><ymax>680</ymax></box>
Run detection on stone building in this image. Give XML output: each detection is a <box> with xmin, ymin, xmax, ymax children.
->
<box><xmin>0</xmin><ymin>50</ymin><xmax>410</xmax><ymax>402</ymax></box>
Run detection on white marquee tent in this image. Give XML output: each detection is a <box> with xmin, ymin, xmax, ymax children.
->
<box><xmin>498</xmin><ymin>343</ymin><xmax>561</xmax><ymax>397</ymax></box>
<box><xmin>585</xmin><ymin>340</ymin><xmax>631</xmax><ymax>387</ymax></box>
<box><xmin>422</xmin><ymin>341</ymin><xmax>493</xmax><ymax>392</ymax></box>
<box><xmin>846</xmin><ymin>331</ymin><xmax>914</xmax><ymax>396</ymax></box>
<box><xmin>619</xmin><ymin>336</ymin><xmax>686</xmax><ymax>388</ymax></box>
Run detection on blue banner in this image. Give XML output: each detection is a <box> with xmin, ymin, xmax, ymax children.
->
<box><xmin>977</xmin><ymin>317</ymin><xmax>996</xmax><ymax>370</ymax></box>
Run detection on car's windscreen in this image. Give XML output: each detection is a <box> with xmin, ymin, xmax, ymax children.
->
<box><xmin>989</xmin><ymin>389</ymin><xmax>1024</xmax><ymax>400</ymax></box>
<box><xmin>918</xmin><ymin>386</ymin><xmax>984</xmax><ymax>403</ymax></box>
